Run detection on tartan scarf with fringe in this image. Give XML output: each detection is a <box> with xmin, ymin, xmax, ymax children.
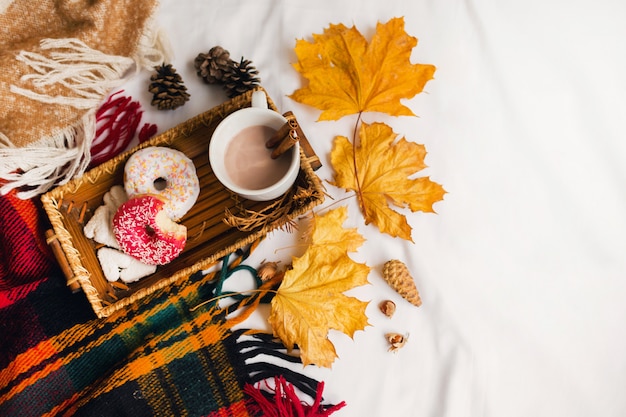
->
<box><xmin>0</xmin><ymin>190</ymin><xmax>343</xmax><ymax>416</ymax></box>
<box><xmin>0</xmin><ymin>0</ymin><xmax>168</xmax><ymax>199</ymax></box>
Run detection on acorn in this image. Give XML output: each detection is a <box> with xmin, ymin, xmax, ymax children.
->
<box><xmin>381</xmin><ymin>259</ymin><xmax>421</xmax><ymax>307</ymax></box>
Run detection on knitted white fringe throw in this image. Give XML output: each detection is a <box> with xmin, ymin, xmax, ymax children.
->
<box><xmin>0</xmin><ymin>32</ymin><xmax>170</xmax><ymax>199</ymax></box>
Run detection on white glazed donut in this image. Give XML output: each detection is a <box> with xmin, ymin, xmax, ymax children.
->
<box><xmin>124</xmin><ymin>146</ymin><xmax>200</xmax><ymax>221</ymax></box>
<box><xmin>112</xmin><ymin>195</ymin><xmax>187</xmax><ymax>265</ymax></box>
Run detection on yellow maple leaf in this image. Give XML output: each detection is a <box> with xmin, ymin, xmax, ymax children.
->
<box><xmin>268</xmin><ymin>207</ymin><xmax>370</xmax><ymax>368</ymax></box>
<box><xmin>307</xmin><ymin>205</ymin><xmax>365</xmax><ymax>259</ymax></box>
<box><xmin>331</xmin><ymin>122</ymin><xmax>446</xmax><ymax>241</ymax></box>
<box><xmin>289</xmin><ymin>17</ymin><xmax>435</xmax><ymax>121</ymax></box>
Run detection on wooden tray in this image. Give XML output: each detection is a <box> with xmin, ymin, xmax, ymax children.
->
<box><xmin>41</xmin><ymin>88</ymin><xmax>325</xmax><ymax>318</ymax></box>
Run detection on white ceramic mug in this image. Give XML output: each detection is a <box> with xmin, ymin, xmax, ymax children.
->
<box><xmin>208</xmin><ymin>91</ymin><xmax>300</xmax><ymax>201</ymax></box>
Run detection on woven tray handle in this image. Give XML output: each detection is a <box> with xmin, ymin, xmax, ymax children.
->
<box><xmin>45</xmin><ymin>229</ymin><xmax>81</xmax><ymax>293</ymax></box>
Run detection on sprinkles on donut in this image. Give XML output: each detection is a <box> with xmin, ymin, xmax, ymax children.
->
<box><xmin>124</xmin><ymin>146</ymin><xmax>200</xmax><ymax>221</ymax></box>
<box><xmin>113</xmin><ymin>194</ymin><xmax>187</xmax><ymax>265</ymax></box>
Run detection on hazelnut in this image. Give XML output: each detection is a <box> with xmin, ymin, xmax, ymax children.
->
<box><xmin>379</xmin><ymin>300</ymin><xmax>396</xmax><ymax>318</ymax></box>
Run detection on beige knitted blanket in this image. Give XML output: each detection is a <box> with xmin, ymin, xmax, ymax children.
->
<box><xmin>0</xmin><ymin>0</ymin><xmax>165</xmax><ymax>198</ymax></box>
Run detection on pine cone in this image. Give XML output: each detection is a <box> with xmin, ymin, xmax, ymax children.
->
<box><xmin>148</xmin><ymin>64</ymin><xmax>190</xmax><ymax>110</ymax></box>
<box><xmin>223</xmin><ymin>57</ymin><xmax>261</xmax><ymax>98</ymax></box>
<box><xmin>194</xmin><ymin>46</ymin><xmax>234</xmax><ymax>84</ymax></box>
<box><xmin>382</xmin><ymin>259</ymin><xmax>422</xmax><ymax>307</ymax></box>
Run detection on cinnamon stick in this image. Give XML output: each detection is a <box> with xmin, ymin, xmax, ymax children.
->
<box><xmin>270</xmin><ymin>128</ymin><xmax>299</xmax><ymax>159</ymax></box>
<box><xmin>265</xmin><ymin>121</ymin><xmax>293</xmax><ymax>149</ymax></box>
<box><xmin>282</xmin><ymin>111</ymin><xmax>322</xmax><ymax>171</ymax></box>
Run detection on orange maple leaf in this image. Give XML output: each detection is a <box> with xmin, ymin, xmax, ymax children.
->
<box><xmin>289</xmin><ymin>17</ymin><xmax>435</xmax><ymax>121</ymax></box>
<box><xmin>268</xmin><ymin>207</ymin><xmax>370</xmax><ymax>368</ymax></box>
<box><xmin>331</xmin><ymin>122</ymin><xmax>446</xmax><ymax>241</ymax></box>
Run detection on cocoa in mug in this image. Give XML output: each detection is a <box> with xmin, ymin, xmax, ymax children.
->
<box><xmin>224</xmin><ymin>125</ymin><xmax>292</xmax><ymax>190</ymax></box>
<box><xmin>209</xmin><ymin>90</ymin><xmax>300</xmax><ymax>201</ymax></box>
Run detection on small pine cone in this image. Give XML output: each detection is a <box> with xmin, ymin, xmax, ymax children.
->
<box><xmin>382</xmin><ymin>259</ymin><xmax>422</xmax><ymax>307</ymax></box>
<box><xmin>223</xmin><ymin>57</ymin><xmax>261</xmax><ymax>98</ymax></box>
<box><xmin>194</xmin><ymin>46</ymin><xmax>234</xmax><ymax>84</ymax></box>
<box><xmin>149</xmin><ymin>64</ymin><xmax>190</xmax><ymax>110</ymax></box>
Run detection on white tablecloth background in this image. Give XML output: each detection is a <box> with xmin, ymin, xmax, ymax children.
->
<box><xmin>117</xmin><ymin>1</ymin><xmax>626</xmax><ymax>415</ymax></box>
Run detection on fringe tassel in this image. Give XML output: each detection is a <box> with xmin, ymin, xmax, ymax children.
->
<box><xmin>89</xmin><ymin>90</ymin><xmax>155</xmax><ymax>168</ymax></box>
<box><xmin>0</xmin><ymin>110</ymin><xmax>95</xmax><ymax>198</ymax></box>
<box><xmin>236</xmin><ymin>331</ymin><xmax>317</xmax><ymax>398</ymax></box>
<box><xmin>10</xmin><ymin>38</ymin><xmax>135</xmax><ymax>109</ymax></box>
<box><xmin>135</xmin><ymin>25</ymin><xmax>174</xmax><ymax>69</ymax></box>
<box><xmin>244</xmin><ymin>376</ymin><xmax>346</xmax><ymax>417</ymax></box>
<box><xmin>138</xmin><ymin>122</ymin><xmax>158</xmax><ymax>143</ymax></box>
<box><xmin>1</xmin><ymin>24</ymin><xmax>169</xmax><ymax>198</ymax></box>
<box><xmin>0</xmin><ymin>0</ymin><xmax>13</xmax><ymax>14</ymax></box>
<box><xmin>227</xmin><ymin>330</ymin><xmax>346</xmax><ymax>416</ymax></box>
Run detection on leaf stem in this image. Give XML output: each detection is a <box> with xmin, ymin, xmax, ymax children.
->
<box><xmin>190</xmin><ymin>289</ymin><xmax>279</xmax><ymax>312</ymax></box>
<box><xmin>352</xmin><ymin>112</ymin><xmax>366</xmax><ymax>218</ymax></box>
<box><xmin>318</xmin><ymin>194</ymin><xmax>357</xmax><ymax>212</ymax></box>
<box><xmin>273</xmin><ymin>243</ymin><xmax>311</xmax><ymax>254</ymax></box>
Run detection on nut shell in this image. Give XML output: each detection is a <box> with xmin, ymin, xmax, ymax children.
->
<box><xmin>385</xmin><ymin>332</ymin><xmax>408</xmax><ymax>352</ymax></box>
<box><xmin>382</xmin><ymin>259</ymin><xmax>422</xmax><ymax>307</ymax></box>
<box><xmin>257</xmin><ymin>261</ymin><xmax>279</xmax><ymax>282</ymax></box>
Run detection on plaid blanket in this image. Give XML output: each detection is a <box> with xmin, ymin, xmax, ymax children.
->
<box><xmin>0</xmin><ymin>190</ymin><xmax>343</xmax><ymax>416</ymax></box>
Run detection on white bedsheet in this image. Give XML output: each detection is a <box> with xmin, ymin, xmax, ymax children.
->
<box><xmin>117</xmin><ymin>1</ymin><xmax>626</xmax><ymax>415</ymax></box>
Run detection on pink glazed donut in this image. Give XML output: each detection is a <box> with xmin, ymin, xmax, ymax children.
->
<box><xmin>124</xmin><ymin>146</ymin><xmax>200</xmax><ymax>221</ymax></box>
<box><xmin>113</xmin><ymin>195</ymin><xmax>187</xmax><ymax>265</ymax></box>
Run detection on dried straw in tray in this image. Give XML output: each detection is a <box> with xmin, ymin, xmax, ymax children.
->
<box><xmin>41</xmin><ymin>87</ymin><xmax>325</xmax><ymax>318</ymax></box>
<box><xmin>224</xmin><ymin>166</ymin><xmax>325</xmax><ymax>232</ymax></box>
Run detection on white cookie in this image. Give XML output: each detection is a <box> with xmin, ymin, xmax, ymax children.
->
<box><xmin>97</xmin><ymin>247</ymin><xmax>156</xmax><ymax>283</ymax></box>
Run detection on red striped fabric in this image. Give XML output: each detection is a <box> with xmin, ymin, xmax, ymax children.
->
<box><xmin>0</xmin><ymin>190</ymin><xmax>55</xmax><ymax>308</ymax></box>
